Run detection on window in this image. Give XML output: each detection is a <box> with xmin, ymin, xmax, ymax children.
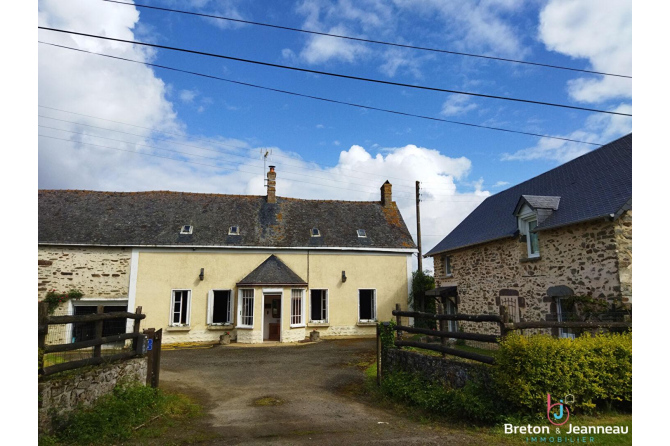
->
<box><xmin>72</xmin><ymin>303</ymin><xmax>127</xmax><ymax>343</ymax></box>
<box><xmin>228</xmin><ymin>226</ymin><xmax>239</xmax><ymax>235</ymax></box>
<box><xmin>500</xmin><ymin>295</ymin><xmax>520</xmax><ymax>323</ymax></box>
<box><xmin>208</xmin><ymin>290</ymin><xmax>232</xmax><ymax>325</ymax></box>
<box><xmin>238</xmin><ymin>289</ymin><xmax>254</xmax><ymax>328</ymax></box>
<box><xmin>291</xmin><ymin>289</ymin><xmax>305</xmax><ymax>327</ymax></box>
<box><xmin>527</xmin><ymin>219</ymin><xmax>540</xmax><ymax>257</ymax></box>
<box><xmin>444</xmin><ymin>299</ymin><xmax>458</xmax><ymax>333</ymax></box>
<box><xmin>443</xmin><ymin>255</ymin><xmax>452</xmax><ymax>276</ymax></box>
<box><xmin>358</xmin><ymin>289</ymin><xmax>376</xmax><ymax>322</ymax></box>
<box><xmin>311</xmin><ymin>228</ymin><xmax>321</xmax><ymax>237</ymax></box>
<box><xmin>180</xmin><ymin>225</ymin><xmax>193</xmax><ymax>234</ymax></box>
<box><xmin>357</xmin><ymin>229</ymin><xmax>367</xmax><ymax>238</ymax></box>
<box><xmin>310</xmin><ymin>289</ymin><xmax>328</xmax><ymax>323</ymax></box>
<box><xmin>556</xmin><ymin>298</ymin><xmax>576</xmax><ymax>339</ymax></box>
<box><xmin>170</xmin><ymin>290</ymin><xmax>191</xmax><ymax>326</ymax></box>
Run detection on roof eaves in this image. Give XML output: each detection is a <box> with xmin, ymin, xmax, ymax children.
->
<box><xmin>534</xmin><ymin>213</ymin><xmax>614</xmax><ymax>232</ymax></box>
<box><xmin>424</xmin><ymin>232</ymin><xmax>517</xmax><ymax>257</ymax></box>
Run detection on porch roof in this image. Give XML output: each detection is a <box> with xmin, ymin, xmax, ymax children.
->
<box><xmin>236</xmin><ymin>255</ymin><xmax>307</xmax><ymax>287</ymax></box>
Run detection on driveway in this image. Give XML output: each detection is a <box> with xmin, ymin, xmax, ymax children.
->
<box><xmin>159</xmin><ymin>338</ymin><xmax>486</xmax><ymax>445</ymax></box>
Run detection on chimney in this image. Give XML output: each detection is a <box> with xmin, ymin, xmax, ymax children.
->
<box><xmin>381</xmin><ymin>180</ymin><xmax>392</xmax><ymax>207</ymax></box>
<box><xmin>267</xmin><ymin>165</ymin><xmax>277</xmax><ymax>203</ymax></box>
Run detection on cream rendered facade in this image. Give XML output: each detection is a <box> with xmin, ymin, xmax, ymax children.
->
<box><xmin>133</xmin><ymin>249</ymin><xmax>412</xmax><ymax>344</ymax></box>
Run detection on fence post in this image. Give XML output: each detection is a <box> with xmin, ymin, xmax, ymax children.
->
<box><xmin>395</xmin><ymin>303</ymin><xmax>403</xmax><ymax>348</ymax></box>
<box><xmin>93</xmin><ymin>305</ymin><xmax>104</xmax><ymax>358</ymax></box>
<box><xmin>152</xmin><ymin>329</ymin><xmax>162</xmax><ymax>388</ymax></box>
<box><xmin>143</xmin><ymin>328</ymin><xmax>155</xmax><ymax>386</ymax></box>
<box><xmin>132</xmin><ymin>306</ymin><xmax>143</xmax><ymax>355</ymax></box>
<box><xmin>437</xmin><ymin>302</ymin><xmax>446</xmax><ymax>358</ymax></box>
<box><xmin>38</xmin><ymin>302</ymin><xmax>48</xmax><ymax>372</ymax></box>
<box><xmin>499</xmin><ymin>305</ymin><xmax>509</xmax><ymax>340</ymax></box>
<box><xmin>376</xmin><ymin>323</ymin><xmax>382</xmax><ymax>386</ymax></box>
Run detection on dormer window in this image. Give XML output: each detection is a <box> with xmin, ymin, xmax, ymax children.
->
<box><xmin>357</xmin><ymin>229</ymin><xmax>367</xmax><ymax>238</ymax></box>
<box><xmin>311</xmin><ymin>228</ymin><xmax>321</xmax><ymax>237</ymax></box>
<box><xmin>525</xmin><ymin>218</ymin><xmax>540</xmax><ymax>257</ymax></box>
<box><xmin>180</xmin><ymin>225</ymin><xmax>193</xmax><ymax>235</ymax></box>
<box><xmin>229</xmin><ymin>226</ymin><xmax>240</xmax><ymax>235</ymax></box>
<box><xmin>514</xmin><ymin>195</ymin><xmax>558</xmax><ymax>260</ymax></box>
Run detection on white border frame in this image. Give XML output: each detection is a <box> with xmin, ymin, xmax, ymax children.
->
<box><xmin>180</xmin><ymin>225</ymin><xmax>193</xmax><ymax>235</ymax></box>
<box><xmin>169</xmin><ymin>289</ymin><xmax>192</xmax><ymax>327</ymax></box>
<box><xmin>207</xmin><ymin>289</ymin><xmax>234</xmax><ymax>325</ymax></box>
<box><xmin>358</xmin><ymin>288</ymin><xmax>377</xmax><ymax>323</ymax></box>
<box><xmin>308</xmin><ymin>288</ymin><xmax>329</xmax><ymax>324</ymax></box>
<box><xmin>237</xmin><ymin>288</ymin><xmax>255</xmax><ymax>329</ymax></box>
<box><xmin>262</xmin><ymin>288</ymin><xmax>284</xmax><ymax>342</ymax></box>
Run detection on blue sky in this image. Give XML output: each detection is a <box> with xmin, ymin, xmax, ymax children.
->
<box><xmin>37</xmin><ymin>0</ymin><xmax>632</xmax><ymax>270</ymax></box>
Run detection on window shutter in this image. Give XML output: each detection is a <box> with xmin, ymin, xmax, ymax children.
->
<box><xmin>207</xmin><ymin>290</ymin><xmax>213</xmax><ymax>325</ymax></box>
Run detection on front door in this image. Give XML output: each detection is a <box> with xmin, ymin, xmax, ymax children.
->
<box><xmin>264</xmin><ymin>295</ymin><xmax>281</xmax><ymax>341</ymax></box>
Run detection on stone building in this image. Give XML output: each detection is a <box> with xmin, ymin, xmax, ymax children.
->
<box><xmin>425</xmin><ymin>134</ymin><xmax>632</xmax><ymax>337</ymax></box>
<box><xmin>38</xmin><ymin>168</ymin><xmax>416</xmax><ymax>344</ymax></box>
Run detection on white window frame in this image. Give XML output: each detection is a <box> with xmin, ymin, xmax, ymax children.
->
<box><xmin>170</xmin><ymin>289</ymin><xmax>191</xmax><ymax>327</ymax></box>
<box><xmin>358</xmin><ymin>289</ymin><xmax>377</xmax><ymax>323</ymax></box>
<box><xmin>357</xmin><ymin>229</ymin><xmax>367</xmax><ymax>238</ymax></box>
<box><xmin>180</xmin><ymin>225</ymin><xmax>193</xmax><ymax>235</ymax></box>
<box><xmin>290</xmin><ymin>289</ymin><xmax>306</xmax><ymax>327</ymax></box>
<box><xmin>556</xmin><ymin>298</ymin><xmax>576</xmax><ymax>339</ymax></box>
<box><xmin>207</xmin><ymin>289</ymin><xmax>233</xmax><ymax>326</ymax></box>
<box><xmin>237</xmin><ymin>289</ymin><xmax>255</xmax><ymax>329</ymax></box>
<box><xmin>525</xmin><ymin>219</ymin><xmax>540</xmax><ymax>258</ymax></box>
<box><xmin>444</xmin><ymin>299</ymin><xmax>458</xmax><ymax>333</ymax></box>
<box><xmin>444</xmin><ymin>255</ymin><xmax>452</xmax><ymax>276</ymax></box>
<box><xmin>228</xmin><ymin>226</ymin><xmax>240</xmax><ymax>235</ymax></box>
<box><xmin>311</xmin><ymin>228</ymin><xmax>321</xmax><ymax>237</ymax></box>
<box><xmin>309</xmin><ymin>289</ymin><xmax>329</xmax><ymax>324</ymax></box>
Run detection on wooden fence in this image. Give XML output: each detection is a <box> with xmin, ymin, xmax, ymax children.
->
<box><xmin>38</xmin><ymin>303</ymin><xmax>147</xmax><ymax>377</ymax></box>
<box><xmin>390</xmin><ymin>303</ymin><xmax>632</xmax><ymax>366</ymax></box>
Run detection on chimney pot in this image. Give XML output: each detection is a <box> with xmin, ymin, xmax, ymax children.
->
<box><xmin>381</xmin><ymin>180</ymin><xmax>392</xmax><ymax>207</ymax></box>
<box><xmin>267</xmin><ymin>166</ymin><xmax>277</xmax><ymax>203</ymax></box>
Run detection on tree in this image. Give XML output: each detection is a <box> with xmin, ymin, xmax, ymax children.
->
<box><xmin>409</xmin><ymin>270</ymin><xmax>436</xmax><ymax>329</ymax></box>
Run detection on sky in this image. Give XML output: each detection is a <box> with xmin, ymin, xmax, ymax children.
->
<box><xmin>36</xmin><ymin>0</ymin><xmax>632</xmax><ymax>272</ymax></box>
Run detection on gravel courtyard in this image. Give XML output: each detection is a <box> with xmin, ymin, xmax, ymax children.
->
<box><xmin>158</xmin><ymin>338</ymin><xmax>489</xmax><ymax>445</ymax></box>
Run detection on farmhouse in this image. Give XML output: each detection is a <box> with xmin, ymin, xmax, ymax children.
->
<box><xmin>425</xmin><ymin>134</ymin><xmax>632</xmax><ymax>337</ymax></box>
<box><xmin>38</xmin><ymin>168</ymin><xmax>416</xmax><ymax>344</ymax></box>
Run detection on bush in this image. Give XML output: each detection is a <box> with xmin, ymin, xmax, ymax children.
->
<box><xmin>493</xmin><ymin>331</ymin><xmax>632</xmax><ymax>415</ymax></box>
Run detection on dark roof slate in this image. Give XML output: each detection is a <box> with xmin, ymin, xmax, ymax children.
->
<box><xmin>518</xmin><ymin>195</ymin><xmax>561</xmax><ymax>211</ymax></box>
<box><xmin>426</xmin><ymin>134</ymin><xmax>632</xmax><ymax>256</ymax></box>
<box><xmin>38</xmin><ymin>190</ymin><xmax>416</xmax><ymax>251</ymax></box>
<box><xmin>237</xmin><ymin>255</ymin><xmax>307</xmax><ymax>286</ymax></box>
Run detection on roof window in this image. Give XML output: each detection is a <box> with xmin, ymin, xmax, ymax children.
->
<box><xmin>311</xmin><ymin>228</ymin><xmax>321</xmax><ymax>237</ymax></box>
<box><xmin>357</xmin><ymin>229</ymin><xmax>367</xmax><ymax>238</ymax></box>
<box><xmin>229</xmin><ymin>226</ymin><xmax>240</xmax><ymax>235</ymax></box>
<box><xmin>180</xmin><ymin>225</ymin><xmax>193</xmax><ymax>235</ymax></box>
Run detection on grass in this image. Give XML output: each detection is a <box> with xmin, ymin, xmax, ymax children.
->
<box><xmin>39</xmin><ymin>384</ymin><xmax>201</xmax><ymax>446</ymax></box>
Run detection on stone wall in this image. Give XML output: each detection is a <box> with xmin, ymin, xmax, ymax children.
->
<box><xmin>384</xmin><ymin>348</ymin><xmax>489</xmax><ymax>389</ymax></box>
<box><xmin>614</xmin><ymin>210</ymin><xmax>632</xmax><ymax>305</ymax></box>
<box><xmin>432</xmin><ymin>217</ymin><xmax>627</xmax><ymax>335</ymax></box>
<box><xmin>38</xmin><ymin>246</ymin><xmax>131</xmax><ymax>299</ymax></box>
<box><xmin>38</xmin><ymin>357</ymin><xmax>147</xmax><ymax>433</ymax></box>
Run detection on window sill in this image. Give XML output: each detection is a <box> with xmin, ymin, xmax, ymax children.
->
<box><xmin>520</xmin><ymin>256</ymin><xmax>541</xmax><ymax>263</ymax></box>
<box><xmin>166</xmin><ymin>326</ymin><xmax>191</xmax><ymax>332</ymax></box>
<box><xmin>207</xmin><ymin>325</ymin><xmax>234</xmax><ymax>331</ymax></box>
<box><xmin>357</xmin><ymin>321</ymin><xmax>377</xmax><ymax>326</ymax></box>
<box><xmin>290</xmin><ymin>324</ymin><xmax>306</xmax><ymax>329</ymax></box>
<box><xmin>236</xmin><ymin>325</ymin><xmax>253</xmax><ymax>330</ymax></box>
<box><xmin>308</xmin><ymin>322</ymin><xmax>329</xmax><ymax>327</ymax></box>
<box><xmin>445</xmin><ymin>274</ymin><xmax>453</xmax><ymax>278</ymax></box>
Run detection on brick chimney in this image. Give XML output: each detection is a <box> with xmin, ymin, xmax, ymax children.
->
<box><xmin>267</xmin><ymin>165</ymin><xmax>277</xmax><ymax>203</ymax></box>
<box><xmin>380</xmin><ymin>180</ymin><xmax>392</xmax><ymax>207</ymax></box>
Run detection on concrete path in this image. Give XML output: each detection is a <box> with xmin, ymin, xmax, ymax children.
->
<box><xmin>159</xmin><ymin>338</ymin><xmax>486</xmax><ymax>445</ymax></box>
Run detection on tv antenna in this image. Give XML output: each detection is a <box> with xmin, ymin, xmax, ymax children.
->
<box><xmin>262</xmin><ymin>149</ymin><xmax>273</xmax><ymax>188</ymax></box>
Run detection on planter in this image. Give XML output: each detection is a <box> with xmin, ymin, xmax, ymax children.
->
<box><xmin>309</xmin><ymin>330</ymin><xmax>320</xmax><ymax>342</ymax></box>
<box><xmin>220</xmin><ymin>333</ymin><xmax>231</xmax><ymax>345</ymax></box>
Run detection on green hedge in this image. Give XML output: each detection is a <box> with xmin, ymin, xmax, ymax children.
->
<box><xmin>493</xmin><ymin>332</ymin><xmax>632</xmax><ymax>415</ymax></box>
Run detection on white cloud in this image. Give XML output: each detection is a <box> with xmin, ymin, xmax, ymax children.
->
<box><xmin>492</xmin><ymin>181</ymin><xmax>509</xmax><ymax>188</ymax></box>
<box><xmin>538</xmin><ymin>0</ymin><xmax>632</xmax><ymax>104</ymax></box>
<box><xmin>299</xmin><ymin>25</ymin><xmax>371</xmax><ymax>65</ymax></box>
<box><xmin>179</xmin><ymin>89</ymin><xmax>198</xmax><ymax>104</ymax></box>
<box><xmin>501</xmin><ymin>104</ymin><xmax>632</xmax><ymax>163</ymax></box>
<box><xmin>440</xmin><ymin>95</ymin><xmax>478</xmax><ymax>117</ymax></box>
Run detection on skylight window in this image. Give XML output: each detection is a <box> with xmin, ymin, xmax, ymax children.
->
<box><xmin>311</xmin><ymin>228</ymin><xmax>321</xmax><ymax>237</ymax></box>
<box><xmin>180</xmin><ymin>225</ymin><xmax>193</xmax><ymax>235</ymax></box>
<box><xmin>357</xmin><ymin>229</ymin><xmax>367</xmax><ymax>238</ymax></box>
<box><xmin>229</xmin><ymin>226</ymin><xmax>240</xmax><ymax>235</ymax></box>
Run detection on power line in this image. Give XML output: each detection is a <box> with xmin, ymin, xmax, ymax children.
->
<box><xmin>102</xmin><ymin>0</ymin><xmax>632</xmax><ymax>79</ymax></box>
<box><xmin>38</xmin><ymin>41</ymin><xmax>604</xmax><ymax>147</ymax></box>
<box><xmin>37</xmin><ymin>28</ymin><xmax>632</xmax><ymax>117</ymax></box>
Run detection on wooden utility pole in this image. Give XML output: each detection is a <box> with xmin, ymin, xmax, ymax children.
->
<box><xmin>416</xmin><ymin>181</ymin><xmax>422</xmax><ymax>272</ymax></box>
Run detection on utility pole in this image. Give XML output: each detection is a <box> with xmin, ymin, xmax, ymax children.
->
<box><xmin>416</xmin><ymin>180</ymin><xmax>422</xmax><ymax>273</ymax></box>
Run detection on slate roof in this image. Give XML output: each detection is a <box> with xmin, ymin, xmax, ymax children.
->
<box><xmin>38</xmin><ymin>190</ymin><xmax>416</xmax><ymax>251</ymax></box>
<box><xmin>426</xmin><ymin>133</ymin><xmax>632</xmax><ymax>256</ymax></box>
<box><xmin>517</xmin><ymin>195</ymin><xmax>561</xmax><ymax>211</ymax></box>
<box><xmin>237</xmin><ymin>255</ymin><xmax>307</xmax><ymax>286</ymax></box>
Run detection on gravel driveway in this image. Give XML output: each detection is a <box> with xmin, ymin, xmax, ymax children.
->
<box><xmin>159</xmin><ymin>338</ymin><xmax>486</xmax><ymax>445</ymax></box>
